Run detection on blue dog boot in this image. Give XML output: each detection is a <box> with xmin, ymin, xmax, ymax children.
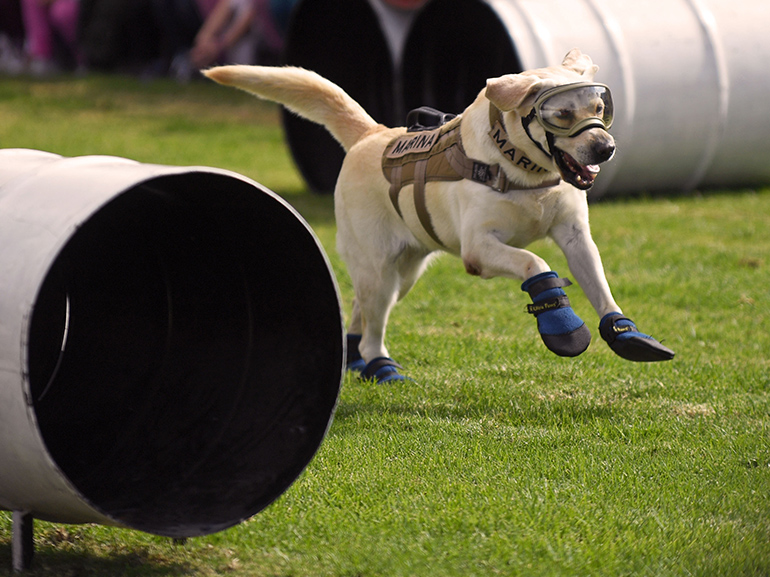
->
<box><xmin>360</xmin><ymin>357</ymin><xmax>410</xmax><ymax>384</ymax></box>
<box><xmin>522</xmin><ymin>271</ymin><xmax>591</xmax><ymax>357</ymax></box>
<box><xmin>346</xmin><ymin>334</ymin><xmax>366</xmax><ymax>373</ymax></box>
<box><xmin>599</xmin><ymin>313</ymin><xmax>675</xmax><ymax>362</ymax></box>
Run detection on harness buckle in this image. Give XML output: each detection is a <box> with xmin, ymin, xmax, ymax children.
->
<box><xmin>471</xmin><ymin>162</ymin><xmax>491</xmax><ymax>184</ymax></box>
<box><xmin>406</xmin><ymin>106</ymin><xmax>457</xmax><ymax>132</ymax></box>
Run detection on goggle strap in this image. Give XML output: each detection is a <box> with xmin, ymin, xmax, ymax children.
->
<box><xmin>489</xmin><ymin>103</ymin><xmax>554</xmax><ymax>163</ymax></box>
<box><xmin>521</xmin><ymin>108</ymin><xmax>553</xmax><ymax>160</ymax></box>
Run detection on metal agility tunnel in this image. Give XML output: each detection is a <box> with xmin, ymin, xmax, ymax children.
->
<box><xmin>0</xmin><ymin>149</ymin><xmax>344</xmax><ymax>570</ymax></box>
<box><xmin>283</xmin><ymin>0</ymin><xmax>770</xmax><ymax>197</ymax></box>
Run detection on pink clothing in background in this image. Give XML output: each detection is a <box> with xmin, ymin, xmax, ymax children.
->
<box><xmin>21</xmin><ymin>0</ymin><xmax>80</xmax><ymax>62</ymax></box>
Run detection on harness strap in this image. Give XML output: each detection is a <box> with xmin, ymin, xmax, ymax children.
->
<box><xmin>412</xmin><ymin>160</ymin><xmax>444</xmax><ymax>246</ymax></box>
<box><xmin>445</xmin><ymin>141</ymin><xmax>505</xmax><ymax>192</ymax></box>
<box><xmin>382</xmin><ymin>110</ymin><xmax>561</xmax><ymax>247</ymax></box>
<box><xmin>524</xmin><ymin>275</ymin><xmax>573</xmax><ymax>299</ymax></box>
<box><xmin>389</xmin><ymin>164</ymin><xmax>404</xmax><ymax>217</ymax></box>
<box><xmin>526</xmin><ymin>295</ymin><xmax>572</xmax><ymax>316</ymax></box>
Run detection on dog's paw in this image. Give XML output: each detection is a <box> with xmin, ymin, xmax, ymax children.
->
<box><xmin>359</xmin><ymin>357</ymin><xmax>411</xmax><ymax>384</ymax></box>
<box><xmin>346</xmin><ymin>334</ymin><xmax>367</xmax><ymax>373</ymax></box>
<box><xmin>599</xmin><ymin>313</ymin><xmax>675</xmax><ymax>362</ymax></box>
<box><xmin>538</xmin><ymin>319</ymin><xmax>592</xmax><ymax>357</ymax></box>
<box><xmin>347</xmin><ymin>358</ymin><xmax>367</xmax><ymax>373</ymax></box>
<box><xmin>522</xmin><ymin>271</ymin><xmax>591</xmax><ymax>357</ymax></box>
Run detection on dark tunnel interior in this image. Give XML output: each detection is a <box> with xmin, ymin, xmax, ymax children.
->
<box><xmin>282</xmin><ymin>0</ymin><xmax>396</xmax><ymax>193</ymax></box>
<box><xmin>402</xmin><ymin>0</ymin><xmax>523</xmax><ymax>115</ymax></box>
<box><xmin>281</xmin><ymin>0</ymin><xmax>521</xmax><ymax>193</ymax></box>
<box><xmin>26</xmin><ymin>173</ymin><xmax>343</xmax><ymax>536</ymax></box>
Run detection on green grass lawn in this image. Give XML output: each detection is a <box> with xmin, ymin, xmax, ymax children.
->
<box><xmin>1</xmin><ymin>74</ymin><xmax>768</xmax><ymax>576</ymax></box>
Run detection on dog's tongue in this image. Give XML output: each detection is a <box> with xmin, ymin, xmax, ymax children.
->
<box><xmin>573</xmin><ymin>158</ymin><xmax>600</xmax><ymax>180</ymax></box>
<box><xmin>563</xmin><ymin>153</ymin><xmax>600</xmax><ymax>188</ymax></box>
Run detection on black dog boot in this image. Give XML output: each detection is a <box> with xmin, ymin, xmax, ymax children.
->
<box><xmin>347</xmin><ymin>335</ymin><xmax>411</xmax><ymax>383</ymax></box>
<box><xmin>346</xmin><ymin>334</ymin><xmax>366</xmax><ymax>372</ymax></box>
<box><xmin>521</xmin><ymin>271</ymin><xmax>591</xmax><ymax>357</ymax></box>
<box><xmin>599</xmin><ymin>313</ymin><xmax>675</xmax><ymax>362</ymax></box>
<box><xmin>359</xmin><ymin>357</ymin><xmax>411</xmax><ymax>384</ymax></box>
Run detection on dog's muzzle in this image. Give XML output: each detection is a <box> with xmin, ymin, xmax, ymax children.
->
<box><xmin>520</xmin><ymin>82</ymin><xmax>615</xmax><ymax>190</ymax></box>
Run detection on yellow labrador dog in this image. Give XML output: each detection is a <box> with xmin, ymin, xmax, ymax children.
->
<box><xmin>205</xmin><ymin>49</ymin><xmax>674</xmax><ymax>383</ymax></box>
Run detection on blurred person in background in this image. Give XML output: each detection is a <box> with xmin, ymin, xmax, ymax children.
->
<box><xmin>20</xmin><ymin>0</ymin><xmax>82</xmax><ymax>74</ymax></box>
<box><xmin>154</xmin><ymin>0</ymin><xmax>297</xmax><ymax>81</ymax></box>
<box><xmin>252</xmin><ymin>0</ymin><xmax>296</xmax><ymax>65</ymax></box>
<box><xmin>148</xmin><ymin>0</ymin><xmax>216</xmax><ymax>78</ymax></box>
<box><xmin>2</xmin><ymin>0</ymin><xmax>297</xmax><ymax>77</ymax></box>
<box><xmin>188</xmin><ymin>0</ymin><xmax>299</xmax><ymax>70</ymax></box>
<box><xmin>0</xmin><ymin>0</ymin><xmax>26</xmax><ymax>73</ymax></box>
<box><xmin>151</xmin><ymin>0</ymin><xmax>255</xmax><ymax>81</ymax></box>
<box><xmin>188</xmin><ymin>0</ymin><xmax>257</xmax><ymax>70</ymax></box>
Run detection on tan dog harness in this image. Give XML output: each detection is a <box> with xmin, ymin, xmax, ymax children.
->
<box><xmin>382</xmin><ymin>109</ymin><xmax>559</xmax><ymax>246</ymax></box>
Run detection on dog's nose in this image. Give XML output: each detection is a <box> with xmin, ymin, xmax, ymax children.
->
<box><xmin>593</xmin><ymin>139</ymin><xmax>615</xmax><ymax>163</ymax></box>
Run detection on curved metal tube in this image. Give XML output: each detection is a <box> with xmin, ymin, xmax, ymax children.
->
<box><xmin>284</xmin><ymin>0</ymin><xmax>770</xmax><ymax>196</ymax></box>
<box><xmin>0</xmin><ymin>149</ymin><xmax>343</xmax><ymax>538</ymax></box>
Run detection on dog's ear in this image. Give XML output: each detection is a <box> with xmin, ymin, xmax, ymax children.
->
<box><xmin>562</xmin><ymin>48</ymin><xmax>599</xmax><ymax>78</ymax></box>
<box><xmin>485</xmin><ymin>74</ymin><xmax>544</xmax><ymax>112</ymax></box>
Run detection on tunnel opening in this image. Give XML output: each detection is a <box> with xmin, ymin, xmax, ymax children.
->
<box><xmin>402</xmin><ymin>0</ymin><xmax>522</xmax><ymax>116</ymax></box>
<box><xmin>26</xmin><ymin>172</ymin><xmax>343</xmax><ymax>537</ymax></box>
<box><xmin>282</xmin><ymin>0</ymin><xmax>396</xmax><ymax>193</ymax></box>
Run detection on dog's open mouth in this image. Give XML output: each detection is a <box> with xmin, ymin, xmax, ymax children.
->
<box><xmin>554</xmin><ymin>149</ymin><xmax>600</xmax><ymax>190</ymax></box>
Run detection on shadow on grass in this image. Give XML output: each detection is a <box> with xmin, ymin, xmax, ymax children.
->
<box><xmin>0</xmin><ymin>542</ymin><xmax>195</xmax><ymax>577</ymax></box>
<box><xmin>330</xmin><ymin>384</ymin><xmax>620</xmax><ymax>437</ymax></box>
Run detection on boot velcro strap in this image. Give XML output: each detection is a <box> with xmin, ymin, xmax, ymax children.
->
<box><xmin>526</xmin><ymin>295</ymin><xmax>572</xmax><ymax>316</ymax></box>
<box><xmin>599</xmin><ymin>313</ymin><xmax>636</xmax><ymax>344</ymax></box>
<box><xmin>526</xmin><ymin>276</ymin><xmax>573</xmax><ymax>299</ymax></box>
<box><xmin>360</xmin><ymin>357</ymin><xmax>403</xmax><ymax>380</ymax></box>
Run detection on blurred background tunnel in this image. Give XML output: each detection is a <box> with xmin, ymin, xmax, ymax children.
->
<box><xmin>282</xmin><ymin>0</ymin><xmax>770</xmax><ymax>198</ymax></box>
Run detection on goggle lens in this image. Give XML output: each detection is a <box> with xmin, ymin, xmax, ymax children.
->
<box><xmin>535</xmin><ymin>83</ymin><xmax>614</xmax><ymax>136</ymax></box>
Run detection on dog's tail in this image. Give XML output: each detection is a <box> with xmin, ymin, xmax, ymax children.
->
<box><xmin>203</xmin><ymin>65</ymin><xmax>378</xmax><ymax>152</ymax></box>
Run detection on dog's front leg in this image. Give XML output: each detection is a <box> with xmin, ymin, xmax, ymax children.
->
<box><xmin>550</xmin><ymin>219</ymin><xmax>675</xmax><ymax>362</ymax></box>
<box><xmin>461</xmin><ymin>231</ymin><xmax>550</xmax><ymax>281</ymax></box>
<box><xmin>549</xmin><ymin>219</ymin><xmax>620</xmax><ymax>319</ymax></box>
<box><xmin>461</xmin><ymin>231</ymin><xmax>591</xmax><ymax>357</ymax></box>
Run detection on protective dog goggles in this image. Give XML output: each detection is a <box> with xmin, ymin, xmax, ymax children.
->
<box><xmin>531</xmin><ymin>82</ymin><xmax>614</xmax><ymax>137</ymax></box>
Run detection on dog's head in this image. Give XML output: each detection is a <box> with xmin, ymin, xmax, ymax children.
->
<box><xmin>485</xmin><ymin>49</ymin><xmax>616</xmax><ymax>190</ymax></box>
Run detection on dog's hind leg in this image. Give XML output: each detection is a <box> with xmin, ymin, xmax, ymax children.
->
<box><xmin>348</xmin><ymin>244</ymin><xmax>431</xmax><ymax>383</ymax></box>
<box><xmin>345</xmin><ymin>301</ymin><xmax>366</xmax><ymax>372</ymax></box>
<box><xmin>346</xmin><ymin>247</ymin><xmax>432</xmax><ymax>378</ymax></box>
<box><xmin>396</xmin><ymin>244</ymin><xmax>434</xmax><ymax>301</ymax></box>
<box><xmin>353</xmin><ymin>266</ymin><xmax>403</xmax><ymax>382</ymax></box>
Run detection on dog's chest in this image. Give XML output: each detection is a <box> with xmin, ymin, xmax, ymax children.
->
<box><xmin>481</xmin><ymin>190</ymin><xmax>562</xmax><ymax>247</ymax></box>
<box><xmin>380</xmin><ymin>120</ymin><xmax>564</xmax><ymax>250</ymax></box>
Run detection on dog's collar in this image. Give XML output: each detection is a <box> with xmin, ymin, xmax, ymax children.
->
<box><xmin>488</xmin><ymin>104</ymin><xmax>560</xmax><ymax>182</ymax></box>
